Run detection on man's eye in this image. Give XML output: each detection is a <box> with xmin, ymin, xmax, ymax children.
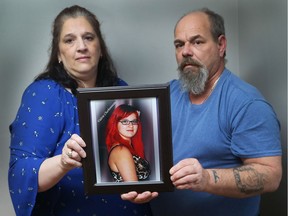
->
<box><xmin>194</xmin><ymin>40</ymin><xmax>203</xmax><ymax>45</ymax></box>
<box><xmin>174</xmin><ymin>43</ymin><xmax>183</xmax><ymax>49</ymax></box>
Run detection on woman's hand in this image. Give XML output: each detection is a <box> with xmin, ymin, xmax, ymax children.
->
<box><xmin>121</xmin><ymin>191</ymin><xmax>158</xmax><ymax>204</ymax></box>
<box><xmin>61</xmin><ymin>134</ymin><xmax>87</xmax><ymax>170</ymax></box>
<box><xmin>38</xmin><ymin>134</ymin><xmax>87</xmax><ymax>192</ymax></box>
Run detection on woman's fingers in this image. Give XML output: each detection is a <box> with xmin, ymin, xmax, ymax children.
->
<box><xmin>61</xmin><ymin>134</ymin><xmax>87</xmax><ymax>168</ymax></box>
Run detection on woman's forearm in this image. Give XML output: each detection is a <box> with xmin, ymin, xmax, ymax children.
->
<box><xmin>38</xmin><ymin>155</ymin><xmax>70</xmax><ymax>192</ymax></box>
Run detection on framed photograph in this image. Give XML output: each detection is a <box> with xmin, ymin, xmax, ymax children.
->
<box><xmin>77</xmin><ymin>83</ymin><xmax>174</xmax><ymax>195</ymax></box>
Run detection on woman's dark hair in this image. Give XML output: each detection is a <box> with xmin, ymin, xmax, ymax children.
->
<box><xmin>35</xmin><ymin>5</ymin><xmax>118</xmax><ymax>94</ymax></box>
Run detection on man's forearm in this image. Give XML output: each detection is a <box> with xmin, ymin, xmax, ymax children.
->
<box><xmin>205</xmin><ymin>161</ymin><xmax>281</xmax><ymax>198</ymax></box>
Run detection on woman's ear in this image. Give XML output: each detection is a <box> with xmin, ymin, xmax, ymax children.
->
<box><xmin>58</xmin><ymin>53</ymin><xmax>62</xmax><ymax>64</ymax></box>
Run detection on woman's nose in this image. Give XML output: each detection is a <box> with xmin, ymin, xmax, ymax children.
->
<box><xmin>77</xmin><ymin>39</ymin><xmax>87</xmax><ymax>51</ymax></box>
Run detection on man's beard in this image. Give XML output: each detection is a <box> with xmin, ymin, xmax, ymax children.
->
<box><xmin>177</xmin><ymin>57</ymin><xmax>209</xmax><ymax>95</ymax></box>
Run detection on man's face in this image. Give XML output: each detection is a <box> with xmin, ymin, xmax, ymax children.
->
<box><xmin>174</xmin><ymin>12</ymin><xmax>223</xmax><ymax>94</ymax></box>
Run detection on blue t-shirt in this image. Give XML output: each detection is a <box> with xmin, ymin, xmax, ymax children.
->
<box><xmin>151</xmin><ymin>69</ymin><xmax>281</xmax><ymax>216</ymax></box>
<box><xmin>8</xmin><ymin>79</ymin><xmax>152</xmax><ymax>216</ymax></box>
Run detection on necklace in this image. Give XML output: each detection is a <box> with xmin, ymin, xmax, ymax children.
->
<box><xmin>200</xmin><ymin>76</ymin><xmax>220</xmax><ymax>104</ymax></box>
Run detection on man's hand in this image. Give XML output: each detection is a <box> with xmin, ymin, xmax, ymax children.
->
<box><xmin>170</xmin><ymin>158</ymin><xmax>210</xmax><ymax>191</ymax></box>
<box><xmin>121</xmin><ymin>191</ymin><xmax>158</xmax><ymax>204</ymax></box>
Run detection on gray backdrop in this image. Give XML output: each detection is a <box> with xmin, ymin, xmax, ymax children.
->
<box><xmin>0</xmin><ymin>0</ymin><xmax>286</xmax><ymax>215</ymax></box>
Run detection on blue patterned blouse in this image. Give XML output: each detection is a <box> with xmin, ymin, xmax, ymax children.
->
<box><xmin>8</xmin><ymin>79</ymin><xmax>152</xmax><ymax>216</ymax></box>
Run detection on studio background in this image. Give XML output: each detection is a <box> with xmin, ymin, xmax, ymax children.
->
<box><xmin>0</xmin><ymin>0</ymin><xmax>286</xmax><ymax>215</ymax></box>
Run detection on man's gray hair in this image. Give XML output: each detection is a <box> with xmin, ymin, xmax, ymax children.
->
<box><xmin>174</xmin><ymin>8</ymin><xmax>225</xmax><ymax>42</ymax></box>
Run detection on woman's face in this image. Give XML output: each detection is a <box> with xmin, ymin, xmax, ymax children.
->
<box><xmin>58</xmin><ymin>16</ymin><xmax>101</xmax><ymax>87</ymax></box>
<box><xmin>117</xmin><ymin>113</ymin><xmax>139</xmax><ymax>141</ymax></box>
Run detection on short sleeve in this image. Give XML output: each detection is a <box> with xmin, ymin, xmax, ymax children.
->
<box><xmin>231</xmin><ymin>99</ymin><xmax>282</xmax><ymax>158</ymax></box>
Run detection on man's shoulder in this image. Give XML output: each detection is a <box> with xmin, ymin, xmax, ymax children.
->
<box><xmin>169</xmin><ymin>79</ymin><xmax>181</xmax><ymax>92</ymax></box>
<box><xmin>222</xmin><ymin>69</ymin><xmax>264</xmax><ymax>101</ymax></box>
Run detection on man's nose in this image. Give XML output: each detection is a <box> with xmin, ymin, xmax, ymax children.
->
<box><xmin>182</xmin><ymin>43</ymin><xmax>193</xmax><ymax>57</ymax></box>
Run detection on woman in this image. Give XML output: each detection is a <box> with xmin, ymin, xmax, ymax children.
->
<box><xmin>106</xmin><ymin>104</ymin><xmax>151</xmax><ymax>182</ymax></box>
<box><xmin>8</xmin><ymin>5</ymin><xmax>153</xmax><ymax>216</ymax></box>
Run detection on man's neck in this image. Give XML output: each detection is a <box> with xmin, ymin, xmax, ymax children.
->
<box><xmin>189</xmin><ymin>66</ymin><xmax>224</xmax><ymax>105</ymax></box>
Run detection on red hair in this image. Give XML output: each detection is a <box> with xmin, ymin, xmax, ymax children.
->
<box><xmin>105</xmin><ymin>104</ymin><xmax>145</xmax><ymax>158</ymax></box>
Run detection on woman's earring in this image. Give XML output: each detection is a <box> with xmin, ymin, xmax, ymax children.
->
<box><xmin>58</xmin><ymin>60</ymin><xmax>62</xmax><ymax>64</ymax></box>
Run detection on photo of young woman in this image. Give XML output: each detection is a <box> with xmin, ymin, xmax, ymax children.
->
<box><xmin>105</xmin><ymin>104</ymin><xmax>151</xmax><ymax>182</ymax></box>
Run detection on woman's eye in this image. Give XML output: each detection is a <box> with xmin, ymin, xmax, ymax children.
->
<box><xmin>86</xmin><ymin>36</ymin><xmax>94</xmax><ymax>41</ymax></box>
<box><xmin>84</xmin><ymin>35</ymin><xmax>95</xmax><ymax>41</ymax></box>
<box><xmin>64</xmin><ymin>38</ymin><xmax>73</xmax><ymax>44</ymax></box>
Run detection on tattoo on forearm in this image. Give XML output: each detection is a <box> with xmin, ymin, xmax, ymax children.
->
<box><xmin>212</xmin><ymin>170</ymin><xmax>220</xmax><ymax>183</ymax></box>
<box><xmin>233</xmin><ymin>166</ymin><xmax>264</xmax><ymax>194</ymax></box>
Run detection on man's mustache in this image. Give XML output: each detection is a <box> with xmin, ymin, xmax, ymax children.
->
<box><xmin>178</xmin><ymin>57</ymin><xmax>203</xmax><ymax>71</ymax></box>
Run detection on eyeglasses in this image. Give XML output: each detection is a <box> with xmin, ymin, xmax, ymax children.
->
<box><xmin>119</xmin><ymin>119</ymin><xmax>139</xmax><ymax>125</ymax></box>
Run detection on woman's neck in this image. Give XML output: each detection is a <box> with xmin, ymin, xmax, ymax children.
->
<box><xmin>77</xmin><ymin>79</ymin><xmax>95</xmax><ymax>88</ymax></box>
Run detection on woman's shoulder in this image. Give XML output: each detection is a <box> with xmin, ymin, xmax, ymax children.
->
<box><xmin>19</xmin><ymin>79</ymin><xmax>74</xmax><ymax>108</ymax></box>
<box><xmin>23</xmin><ymin>79</ymin><xmax>70</xmax><ymax>98</ymax></box>
<box><xmin>110</xmin><ymin>144</ymin><xmax>132</xmax><ymax>155</ymax></box>
<box><xmin>109</xmin><ymin>145</ymin><xmax>134</xmax><ymax>166</ymax></box>
<box><xmin>25</xmin><ymin>79</ymin><xmax>61</xmax><ymax>93</ymax></box>
<box><xmin>117</xmin><ymin>78</ymin><xmax>128</xmax><ymax>86</ymax></box>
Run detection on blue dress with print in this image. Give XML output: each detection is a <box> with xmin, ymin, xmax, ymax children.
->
<box><xmin>8</xmin><ymin>79</ymin><xmax>152</xmax><ymax>216</ymax></box>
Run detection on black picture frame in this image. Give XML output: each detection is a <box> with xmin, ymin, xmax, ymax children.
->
<box><xmin>77</xmin><ymin>83</ymin><xmax>174</xmax><ymax>195</ymax></box>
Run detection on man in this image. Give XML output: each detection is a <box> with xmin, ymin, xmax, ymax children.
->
<box><xmin>122</xmin><ymin>8</ymin><xmax>282</xmax><ymax>216</ymax></box>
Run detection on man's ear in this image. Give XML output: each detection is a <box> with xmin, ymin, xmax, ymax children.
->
<box><xmin>218</xmin><ymin>35</ymin><xmax>227</xmax><ymax>58</ymax></box>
